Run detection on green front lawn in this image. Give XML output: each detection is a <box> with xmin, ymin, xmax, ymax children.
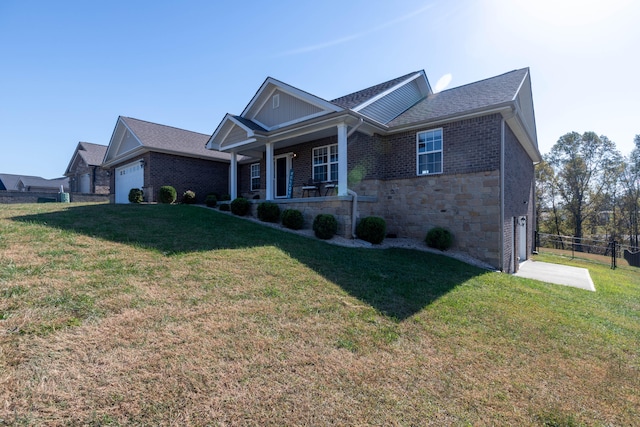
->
<box><xmin>1</xmin><ymin>203</ymin><xmax>638</xmax><ymax>426</ymax></box>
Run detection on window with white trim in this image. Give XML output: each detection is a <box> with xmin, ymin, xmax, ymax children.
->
<box><xmin>417</xmin><ymin>129</ymin><xmax>443</xmax><ymax>175</ymax></box>
<box><xmin>313</xmin><ymin>144</ymin><xmax>338</xmax><ymax>182</ymax></box>
<box><xmin>250</xmin><ymin>163</ymin><xmax>260</xmax><ymax>191</ymax></box>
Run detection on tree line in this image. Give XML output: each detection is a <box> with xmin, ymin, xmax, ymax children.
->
<box><xmin>536</xmin><ymin>132</ymin><xmax>640</xmax><ymax>251</ymax></box>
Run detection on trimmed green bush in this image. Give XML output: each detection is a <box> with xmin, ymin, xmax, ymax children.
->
<box><xmin>128</xmin><ymin>188</ymin><xmax>143</xmax><ymax>204</ymax></box>
<box><xmin>205</xmin><ymin>194</ymin><xmax>217</xmax><ymax>208</ymax></box>
<box><xmin>220</xmin><ymin>194</ymin><xmax>231</xmax><ymax>201</ymax></box>
<box><xmin>313</xmin><ymin>214</ymin><xmax>338</xmax><ymax>240</ymax></box>
<box><xmin>230</xmin><ymin>197</ymin><xmax>250</xmax><ymax>216</ymax></box>
<box><xmin>182</xmin><ymin>190</ymin><xmax>196</xmax><ymax>204</ymax></box>
<box><xmin>282</xmin><ymin>209</ymin><xmax>304</xmax><ymax>230</ymax></box>
<box><xmin>219</xmin><ymin>203</ymin><xmax>230</xmax><ymax>212</ymax></box>
<box><xmin>356</xmin><ymin>216</ymin><xmax>386</xmax><ymax>244</ymax></box>
<box><xmin>425</xmin><ymin>226</ymin><xmax>453</xmax><ymax>251</ymax></box>
<box><xmin>257</xmin><ymin>201</ymin><xmax>280</xmax><ymax>223</ymax></box>
<box><xmin>159</xmin><ymin>186</ymin><xmax>177</xmax><ymax>204</ymax></box>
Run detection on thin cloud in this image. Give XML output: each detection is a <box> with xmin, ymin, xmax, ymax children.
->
<box><xmin>276</xmin><ymin>4</ymin><xmax>434</xmax><ymax>57</ymax></box>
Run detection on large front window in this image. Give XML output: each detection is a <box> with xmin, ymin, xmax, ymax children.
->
<box><xmin>417</xmin><ymin>129</ymin><xmax>443</xmax><ymax>175</ymax></box>
<box><xmin>313</xmin><ymin>144</ymin><xmax>338</xmax><ymax>182</ymax></box>
<box><xmin>250</xmin><ymin>163</ymin><xmax>260</xmax><ymax>191</ymax></box>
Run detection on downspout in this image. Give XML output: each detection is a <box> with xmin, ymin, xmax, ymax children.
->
<box><xmin>500</xmin><ymin>118</ymin><xmax>505</xmax><ymax>272</ymax></box>
<box><xmin>347</xmin><ymin>189</ymin><xmax>359</xmax><ymax>238</ymax></box>
<box><xmin>346</xmin><ymin>118</ymin><xmax>364</xmax><ymax>238</ymax></box>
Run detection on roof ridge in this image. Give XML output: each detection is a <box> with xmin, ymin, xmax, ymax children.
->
<box><xmin>331</xmin><ymin>70</ymin><xmax>423</xmax><ymax>103</ymax></box>
<box><xmin>121</xmin><ymin>116</ymin><xmax>211</xmax><ymax>137</ymax></box>
<box><xmin>436</xmin><ymin>68</ymin><xmax>528</xmax><ymax>94</ymax></box>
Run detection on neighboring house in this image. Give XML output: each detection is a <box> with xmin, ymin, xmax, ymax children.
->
<box><xmin>0</xmin><ymin>174</ymin><xmax>21</xmax><ymax>191</ymax></box>
<box><xmin>0</xmin><ymin>173</ymin><xmax>68</xmax><ymax>193</ymax></box>
<box><xmin>64</xmin><ymin>142</ymin><xmax>110</xmax><ymax>194</ymax></box>
<box><xmin>206</xmin><ymin>68</ymin><xmax>541</xmax><ymax>273</ymax></box>
<box><xmin>102</xmin><ymin>116</ymin><xmax>249</xmax><ymax>204</ymax></box>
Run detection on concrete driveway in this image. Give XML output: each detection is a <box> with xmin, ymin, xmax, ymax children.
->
<box><xmin>515</xmin><ymin>260</ymin><xmax>595</xmax><ymax>291</ymax></box>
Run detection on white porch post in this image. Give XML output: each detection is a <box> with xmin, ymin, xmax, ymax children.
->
<box><xmin>265</xmin><ymin>142</ymin><xmax>274</xmax><ymax>200</ymax></box>
<box><xmin>337</xmin><ymin>123</ymin><xmax>348</xmax><ymax>196</ymax></box>
<box><xmin>230</xmin><ymin>151</ymin><xmax>238</xmax><ymax>200</ymax></box>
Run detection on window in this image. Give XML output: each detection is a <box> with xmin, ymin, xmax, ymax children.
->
<box><xmin>250</xmin><ymin>163</ymin><xmax>260</xmax><ymax>191</ymax></box>
<box><xmin>417</xmin><ymin>129</ymin><xmax>443</xmax><ymax>175</ymax></box>
<box><xmin>313</xmin><ymin>144</ymin><xmax>338</xmax><ymax>182</ymax></box>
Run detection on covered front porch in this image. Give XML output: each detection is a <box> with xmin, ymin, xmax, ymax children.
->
<box><xmin>205</xmin><ymin>76</ymin><xmax>385</xmax><ymax>202</ymax></box>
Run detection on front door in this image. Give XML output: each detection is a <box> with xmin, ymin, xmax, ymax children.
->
<box><xmin>274</xmin><ymin>155</ymin><xmax>290</xmax><ymax>198</ymax></box>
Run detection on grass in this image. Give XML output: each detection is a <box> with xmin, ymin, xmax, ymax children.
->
<box><xmin>1</xmin><ymin>203</ymin><xmax>639</xmax><ymax>426</ymax></box>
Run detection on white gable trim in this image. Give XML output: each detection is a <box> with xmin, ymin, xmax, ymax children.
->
<box><xmin>206</xmin><ymin>114</ymin><xmax>259</xmax><ymax>151</ymax></box>
<box><xmin>103</xmin><ymin>118</ymin><xmax>143</xmax><ymax>164</ymax></box>
<box><xmin>352</xmin><ymin>72</ymin><xmax>428</xmax><ymax>113</ymax></box>
<box><xmin>242</xmin><ymin>77</ymin><xmax>342</xmax><ymax>121</ymax></box>
<box><xmin>251</xmin><ymin>110</ymin><xmax>332</xmax><ymax>133</ymax></box>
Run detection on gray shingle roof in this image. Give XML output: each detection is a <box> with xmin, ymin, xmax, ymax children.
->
<box><xmin>0</xmin><ymin>173</ymin><xmax>22</xmax><ymax>190</ymax></box>
<box><xmin>331</xmin><ymin>71</ymin><xmax>422</xmax><ymax>110</ymax></box>
<box><xmin>77</xmin><ymin>142</ymin><xmax>108</xmax><ymax>166</ymax></box>
<box><xmin>120</xmin><ymin>117</ymin><xmax>235</xmax><ymax>161</ymax></box>
<box><xmin>387</xmin><ymin>68</ymin><xmax>528</xmax><ymax>127</ymax></box>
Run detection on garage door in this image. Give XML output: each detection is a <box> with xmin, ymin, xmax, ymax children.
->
<box><xmin>115</xmin><ymin>161</ymin><xmax>144</xmax><ymax>203</ymax></box>
<box><xmin>79</xmin><ymin>173</ymin><xmax>90</xmax><ymax>193</ymax></box>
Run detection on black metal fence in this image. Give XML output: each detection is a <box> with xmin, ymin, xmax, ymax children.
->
<box><xmin>535</xmin><ymin>232</ymin><xmax>640</xmax><ymax>270</ymax></box>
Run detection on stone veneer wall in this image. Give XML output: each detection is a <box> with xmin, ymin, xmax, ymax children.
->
<box><xmin>248</xmin><ymin>197</ymin><xmax>377</xmax><ymax>239</ymax></box>
<box><xmin>356</xmin><ymin>170</ymin><xmax>502</xmax><ymax>269</ymax></box>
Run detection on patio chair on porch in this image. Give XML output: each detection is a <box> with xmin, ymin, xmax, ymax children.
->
<box><xmin>301</xmin><ymin>179</ymin><xmax>321</xmax><ymax>197</ymax></box>
<box><xmin>323</xmin><ymin>181</ymin><xmax>337</xmax><ymax>196</ymax></box>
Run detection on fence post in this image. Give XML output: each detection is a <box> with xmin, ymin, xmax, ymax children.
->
<box><xmin>571</xmin><ymin>236</ymin><xmax>575</xmax><ymax>259</ymax></box>
<box><xmin>611</xmin><ymin>240</ymin><xmax>617</xmax><ymax>270</ymax></box>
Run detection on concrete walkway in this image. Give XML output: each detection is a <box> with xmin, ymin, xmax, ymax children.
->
<box><xmin>515</xmin><ymin>260</ymin><xmax>596</xmax><ymax>291</ymax></box>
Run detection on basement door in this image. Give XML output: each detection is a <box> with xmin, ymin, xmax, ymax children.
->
<box><xmin>518</xmin><ymin>216</ymin><xmax>528</xmax><ymax>262</ymax></box>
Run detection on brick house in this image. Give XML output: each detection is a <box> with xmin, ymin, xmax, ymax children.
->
<box><xmin>64</xmin><ymin>142</ymin><xmax>110</xmax><ymax>194</ymax></box>
<box><xmin>206</xmin><ymin>68</ymin><xmax>541</xmax><ymax>273</ymax></box>
<box><xmin>102</xmin><ymin>116</ymin><xmax>248</xmax><ymax>204</ymax></box>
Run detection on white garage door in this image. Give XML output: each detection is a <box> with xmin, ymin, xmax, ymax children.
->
<box><xmin>115</xmin><ymin>162</ymin><xmax>144</xmax><ymax>203</ymax></box>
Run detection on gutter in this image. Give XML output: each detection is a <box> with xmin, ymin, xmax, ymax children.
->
<box><xmin>347</xmin><ymin>189</ymin><xmax>359</xmax><ymax>238</ymax></box>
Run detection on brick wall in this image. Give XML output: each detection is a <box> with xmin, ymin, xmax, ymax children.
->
<box><xmin>382</xmin><ymin>114</ymin><xmax>502</xmax><ymax>180</ymax></box>
<box><xmin>502</xmin><ymin>123</ymin><xmax>536</xmax><ymax>272</ymax></box>
<box><xmin>146</xmin><ymin>152</ymin><xmax>229</xmax><ymax>204</ymax></box>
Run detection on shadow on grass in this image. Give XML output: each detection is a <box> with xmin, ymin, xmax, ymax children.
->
<box><xmin>12</xmin><ymin>204</ymin><xmax>487</xmax><ymax>320</ymax></box>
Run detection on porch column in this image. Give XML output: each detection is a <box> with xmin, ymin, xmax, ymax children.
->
<box><xmin>230</xmin><ymin>151</ymin><xmax>238</xmax><ymax>200</ymax></box>
<box><xmin>337</xmin><ymin>123</ymin><xmax>348</xmax><ymax>196</ymax></box>
<box><xmin>265</xmin><ymin>142</ymin><xmax>274</xmax><ymax>200</ymax></box>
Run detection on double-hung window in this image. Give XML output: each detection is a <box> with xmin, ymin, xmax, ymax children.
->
<box><xmin>250</xmin><ymin>163</ymin><xmax>260</xmax><ymax>191</ymax></box>
<box><xmin>313</xmin><ymin>144</ymin><xmax>338</xmax><ymax>182</ymax></box>
<box><xmin>417</xmin><ymin>129</ymin><xmax>443</xmax><ymax>175</ymax></box>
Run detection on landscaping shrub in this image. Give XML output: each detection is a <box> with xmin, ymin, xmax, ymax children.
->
<box><xmin>356</xmin><ymin>216</ymin><xmax>386</xmax><ymax>244</ymax></box>
<box><xmin>219</xmin><ymin>203</ymin><xmax>230</xmax><ymax>212</ymax></box>
<box><xmin>182</xmin><ymin>190</ymin><xmax>196</xmax><ymax>204</ymax></box>
<box><xmin>205</xmin><ymin>194</ymin><xmax>217</xmax><ymax>208</ymax></box>
<box><xmin>159</xmin><ymin>186</ymin><xmax>177</xmax><ymax>204</ymax></box>
<box><xmin>257</xmin><ymin>201</ymin><xmax>280</xmax><ymax>223</ymax></box>
<box><xmin>282</xmin><ymin>209</ymin><xmax>304</xmax><ymax>230</ymax></box>
<box><xmin>313</xmin><ymin>214</ymin><xmax>338</xmax><ymax>240</ymax></box>
<box><xmin>230</xmin><ymin>197</ymin><xmax>250</xmax><ymax>216</ymax></box>
<box><xmin>128</xmin><ymin>188</ymin><xmax>143</xmax><ymax>204</ymax></box>
<box><xmin>220</xmin><ymin>194</ymin><xmax>231</xmax><ymax>201</ymax></box>
<box><xmin>425</xmin><ymin>226</ymin><xmax>453</xmax><ymax>250</ymax></box>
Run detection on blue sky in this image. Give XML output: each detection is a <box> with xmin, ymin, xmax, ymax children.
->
<box><xmin>1</xmin><ymin>0</ymin><xmax>639</xmax><ymax>178</ymax></box>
